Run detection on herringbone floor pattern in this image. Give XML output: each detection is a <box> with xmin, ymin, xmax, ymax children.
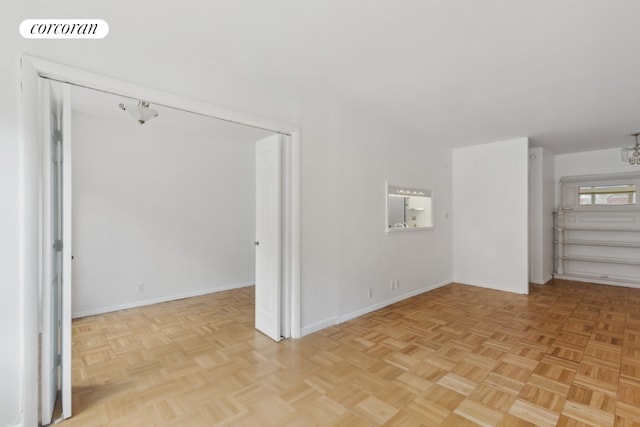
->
<box><xmin>58</xmin><ymin>280</ymin><xmax>640</xmax><ymax>426</ymax></box>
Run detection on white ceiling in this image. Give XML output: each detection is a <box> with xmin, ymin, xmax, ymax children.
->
<box><xmin>44</xmin><ymin>0</ymin><xmax>640</xmax><ymax>154</ymax></box>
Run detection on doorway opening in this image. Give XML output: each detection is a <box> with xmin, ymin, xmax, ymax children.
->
<box><xmin>21</xmin><ymin>56</ymin><xmax>300</xmax><ymax>424</ymax></box>
<box><xmin>67</xmin><ymin>83</ymin><xmax>281</xmax><ymax>324</ymax></box>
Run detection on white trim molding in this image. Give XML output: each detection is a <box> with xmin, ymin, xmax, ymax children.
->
<box><xmin>337</xmin><ymin>280</ymin><xmax>451</xmax><ymax>324</ymax></box>
<box><xmin>300</xmin><ymin>316</ymin><xmax>340</xmax><ymax>337</ymax></box>
<box><xmin>300</xmin><ymin>279</ymin><xmax>452</xmax><ymax>337</ymax></box>
<box><xmin>72</xmin><ymin>282</ymin><xmax>255</xmax><ymax>319</ymax></box>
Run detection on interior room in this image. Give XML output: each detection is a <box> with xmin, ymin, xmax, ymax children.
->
<box><xmin>3</xmin><ymin>1</ymin><xmax>640</xmax><ymax>426</ymax></box>
<box><xmin>70</xmin><ymin>85</ymin><xmax>272</xmax><ymax>318</ymax></box>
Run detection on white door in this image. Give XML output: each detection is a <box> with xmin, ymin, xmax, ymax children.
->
<box><xmin>61</xmin><ymin>82</ymin><xmax>73</xmax><ymax>420</ymax></box>
<box><xmin>255</xmin><ymin>134</ymin><xmax>282</xmax><ymax>342</ymax></box>
<box><xmin>41</xmin><ymin>79</ymin><xmax>72</xmax><ymax>424</ymax></box>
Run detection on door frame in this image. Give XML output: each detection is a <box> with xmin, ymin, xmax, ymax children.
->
<box><xmin>20</xmin><ymin>54</ymin><xmax>301</xmax><ymax>421</ymax></box>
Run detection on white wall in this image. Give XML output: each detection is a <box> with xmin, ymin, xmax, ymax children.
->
<box><xmin>3</xmin><ymin>2</ymin><xmax>455</xmax><ymax>424</ymax></box>
<box><xmin>542</xmin><ymin>148</ymin><xmax>556</xmax><ymax>281</ymax></box>
<box><xmin>453</xmin><ymin>138</ymin><xmax>529</xmax><ymax>294</ymax></box>
<box><xmin>528</xmin><ymin>147</ymin><xmax>555</xmax><ymax>284</ymax></box>
<box><xmin>304</xmin><ymin>111</ymin><xmax>453</xmax><ymax>333</ymax></box>
<box><xmin>556</xmin><ymin>147</ymin><xmax>638</xmax><ymax>177</ymax></box>
<box><xmin>529</xmin><ymin>148</ymin><xmax>543</xmax><ymax>284</ymax></box>
<box><xmin>2</xmin><ymin>13</ymin><xmax>28</xmax><ymax>426</ymax></box>
<box><xmin>71</xmin><ymin>112</ymin><xmax>260</xmax><ymax>317</ymax></box>
<box><xmin>297</xmin><ymin>102</ymin><xmax>454</xmax><ymax>334</ymax></box>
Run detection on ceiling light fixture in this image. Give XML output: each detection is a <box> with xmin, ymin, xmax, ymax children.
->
<box><xmin>119</xmin><ymin>100</ymin><xmax>159</xmax><ymax>125</ymax></box>
<box><xmin>622</xmin><ymin>132</ymin><xmax>640</xmax><ymax>165</ymax></box>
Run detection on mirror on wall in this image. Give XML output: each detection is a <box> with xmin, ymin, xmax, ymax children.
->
<box><xmin>386</xmin><ymin>183</ymin><xmax>433</xmax><ymax>232</ymax></box>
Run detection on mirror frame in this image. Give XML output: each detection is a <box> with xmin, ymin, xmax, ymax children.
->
<box><xmin>385</xmin><ymin>181</ymin><xmax>434</xmax><ymax>233</ymax></box>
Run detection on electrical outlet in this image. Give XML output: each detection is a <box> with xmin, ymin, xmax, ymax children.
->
<box><xmin>137</xmin><ymin>283</ymin><xmax>144</xmax><ymax>292</ymax></box>
<box><xmin>396</xmin><ymin>280</ymin><xmax>400</xmax><ymax>289</ymax></box>
<box><xmin>367</xmin><ymin>288</ymin><xmax>373</xmax><ymax>298</ymax></box>
<box><xmin>390</xmin><ymin>280</ymin><xmax>394</xmax><ymax>290</ymax></box>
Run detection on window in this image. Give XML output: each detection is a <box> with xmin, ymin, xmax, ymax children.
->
<box><xmin>578</xmin><ymin>184</ymin><xmax>637</xmax><ymax>206</ymax></box>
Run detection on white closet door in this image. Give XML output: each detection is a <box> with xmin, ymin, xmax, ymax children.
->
<box><xmin>41</xmin><ymin>79</ymin><xmax>72</xmax><ymax>424</ymax></box>
<box><xmin>254</xmin><ymin>134</ymin><xmax>281</xmax><ymax>342</ymax></box>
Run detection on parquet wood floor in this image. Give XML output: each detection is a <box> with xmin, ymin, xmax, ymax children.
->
<box><xmin>57</xmin><ymin>280</ymin><xmax>640</xmax><ymax>426</ymax></box>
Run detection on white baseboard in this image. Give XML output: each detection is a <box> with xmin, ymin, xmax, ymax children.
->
<box><xmin>72</xmin><ymin>282</ymin><xmax>254</xmax><ymax>318</ymax></box>
<box><xmin>337</xmin><ymin>279</ymin><xmax>451</xmax><ymax>324</ymax></box>
<box><xmin>299</xmin><ymin>279</ymin><xmax>451</xmax><ymax>337</ymax></box>
<box><xmin>300</xmin><ymin>316</ymin><xmax>340</xmax><ymax>337</ymax></box>
<box><xmin>553</xmin><ymin>273</ymin><xmax>640</xmax><ymax>289</ymax></box>
<box><xmin>454</xmin><ymin>279</ymin><xmax>528</xmax><ymax>295</ymax></box>
<box><xmin>529</xmin><ymin>274</ymin><xmax>554</xmax><ymax>285</ymax></box>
